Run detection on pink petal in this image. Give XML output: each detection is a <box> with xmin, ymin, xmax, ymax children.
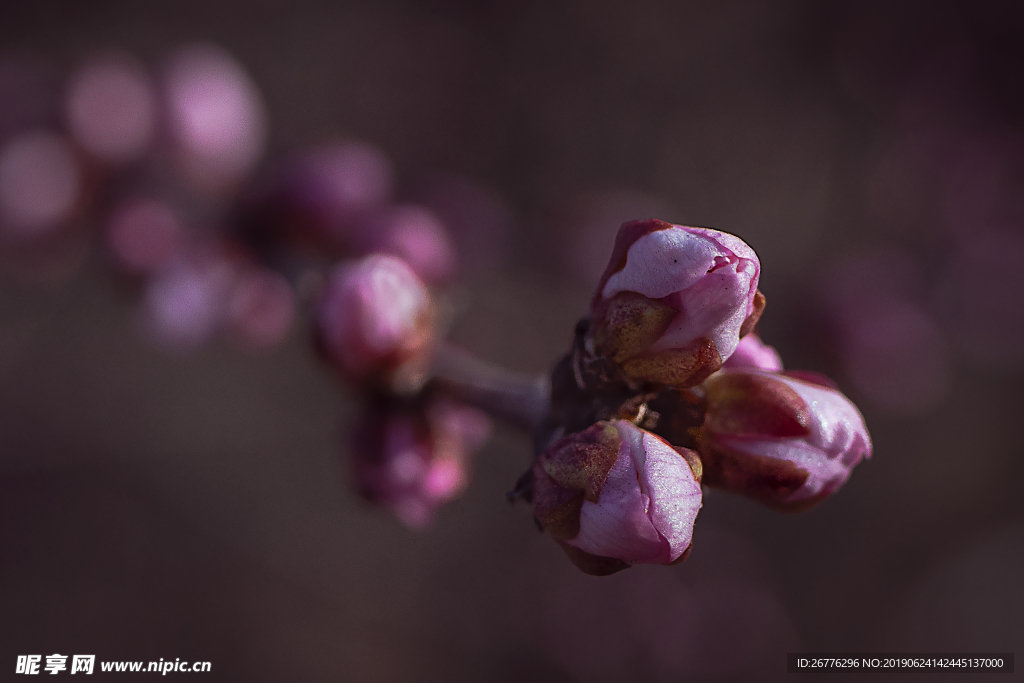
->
<box><xmin>568</xmin><ymin>440</ymin><xmax>665</xmax><ymax>564</ymax></box>
<box><xmin>637</xmin><ymin>431</ymin><xmax>702</xmax><ymax>560</ymax></box>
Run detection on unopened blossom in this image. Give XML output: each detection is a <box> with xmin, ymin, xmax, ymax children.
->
<box><xmin>105</xmin><ymin>198</ymin><xmax>185</xmax><ymax>274</ymax></box>
<box><xmin>65</xmin><ymin>52</ymin><xmax>156</xmax><ymax>165</ymax></box>
<box><xmin>590</xmin><ymin>219</ymin><xmax>763</xmax><ymax>388</ymax></box>
<box><xmin>0</xmin><ymin>130</ymin><xmax>81</xmax><ymax>241</ymax></box>
<box><xmin>277</xmin><ymin>141</ymin><xmax>394</xmax><ymax>249</ymax></box>
<box><xmin>699</xmin><ymin>369</ymin><xmax>872</xmax><ymax>510</ymax></box>
<box><xmin>142</xmin><ymin>247</ymin><xmax>238</xmax><ymax>349</ymax></box>
<box><xmin>226</xmin><ymin>266</ymin><xmax>295</xmax><ymax>350</ymax></box>
<box><xmin>532</xmin><ymin>419</ymin><xmax>702</xmax><ymax>575</ymax></box>
<box><xmin>358</xmin><ymin>204</ymin><xmax>458</xmax><ymax>285</ymax></box>
<box><xmin>163</xmin><ymin>44</ymin><xmax>267</xmax><ymax>192</ymax></box>
<box><xmin>351</xmin><ymin>398</ymin><xmax>491</xmax><ymax>529</ymax></box>
<box><xmin>316</xmin><ymin>254</ymin><xmax>434</xmax><ymax>387</ymax></box>
<box><xmin>722</xmin><ymin>333</ymin><xmax>783</xmax><ymax>372</ymax></box>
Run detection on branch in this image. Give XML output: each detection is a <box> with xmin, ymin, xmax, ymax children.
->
<box><xmin>429</xmin><ymin>342</ymin><xmax>550</xmax><ymax>433</ymax></box>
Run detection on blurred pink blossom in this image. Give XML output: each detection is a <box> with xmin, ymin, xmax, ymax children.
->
<box><xmin>280</xmin><ymin>141</ymin><xmax>394</xmax><ymax>248</ymax></box>
<box><xmin>163</xmin><ymin>44</ymin><xmax>267</xmax><ymax>192</ymax></box>
<box><xmin>0</xmin><ymin>130</ymin><xmax>81</xmax><ymax>241</ymax></box>
<box><xmin>316</xmin><ymin>254</ymin><xmax>434</xmax><ymax>385</ymax></box>
<box><xmin>65</xmin><ymin>52</ymin><xmax>156</xmax><ymax>165</ymax></box>
<box><xmin>226</xmin><ymin>266</ymin><xmax>295</xmax><ymax>351</ymax></box>
<box><xmin>357</xmin><ymin>204</ymin><xmax>458</xmax><ymax>285</ymax></box>
<box><xmin>142</xmin><ymin>247</ymin><xmax>238</xmax><ymax>349</ymax></box>
<box><xmin>408</xmin><ymin>173</ymin><xmax>512</xmax><ymax>277</ymax></box>
<box><xmin>105</xmin><ymin>198</ymin><xmax>185</xmax><ymax>274</ymax></box>
<box><xmin>351</xmin><ymin>398</ymin><xmax>490</xmax><ymax>529</ymax></box>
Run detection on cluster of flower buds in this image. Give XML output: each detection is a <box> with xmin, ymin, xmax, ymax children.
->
<box><xmin>523</xmin><ymin>219</ymin><xmax>872</xmax><ymax>574</ymax></box>
<box><xmin>313</xmin><ymin>251</ymin><xmax>493</xmax><ymax>527</ymax></box>
<box><xmin>1</xmin><ymin>44</ymin><xmax>494</xmax><ymax>526</ymax></box>
<box><xmin>352</xmin><ymin>394</ymin><xmax>490</xmax><ymax>529</ymax></box>
<box><xmin>0</xmin><ymin>45</ymin><xmax>297</xmax><ymax>350</ymax></box>
<box><xmin>0</xmin><ymin>45</ymin><xmax>464</xmax><ymax>353</ymax></box>
<box><xmin>3</xmin><ymin>46</ymin><xmax>873</xmax><ymax>567</ymax></box>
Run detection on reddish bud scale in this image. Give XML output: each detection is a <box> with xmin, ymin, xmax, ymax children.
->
<box><xmin>699</xmin><ymin>369</ymin><xmax>872</xmax><ymax>510</ymax></box>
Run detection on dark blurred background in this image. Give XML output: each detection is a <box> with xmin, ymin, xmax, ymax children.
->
<box><xmin>1</xmin><ymin>0</ymin><xmax>1023</xmax><ymax>681</ymax></box>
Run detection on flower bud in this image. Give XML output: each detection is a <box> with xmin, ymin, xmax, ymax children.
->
<box><xmin>277</xmin><ymin>141</ymin><xmax>394</xmax><ymax>249</ymax></box>
<box><xmin>316</xmin><ymin>254</ymin><xmax>434</xmax><ymax>387</ymax></box>
<box><xmin>351</xmin><ymin>398</ymin><xmax>491</xmax><ymax>529</ymax></box>
<box><xmin>591</xmin><ymin>219</ymin><xmax>763</xmax><ymax>388</ymax></box>
<box><xmin>65</xmin><ymin>52</ymin><xmax>156</xmax><ymax>165</ymax></box>
<box><xmin>532</xmin><ymin>419</ymin><xmax>702</xmax><ymax>575</ymax></box>
<box><xmin>226</xmin><ymin>266</ymin><xmax>295</xmax><ymax>351</ymax></box>
<box><xmin>722</xmin><ymin>333</ymin><xmax>783</xmax><ymax>372</ymax></box>
<box><xmin>142</xmin><ymin>246</ymin><xmax>237</xmax><ymax>350</ymax></box>
<box><xmin>356</xmin><ymin>204</ymin><xmax>458</xmax><ymax>285</ymax></box>
<box><xmin>699</xmin><ymin>369</ymin><xmax>872</xmax><ymax>510</ymax></box>
<box><xmin>0</xmin><ymin>130</ymin><xmax>82</xmax><ymax>241</ymax></box>
<box><xmin>105</xmin><ymin>198</ymin><xmax>185</xmax><ymax>275</ymax></box>
<box><xmin>163</xmin><ymin>44</ymin><xmax>267</xmax><ymax>193</ymax></box>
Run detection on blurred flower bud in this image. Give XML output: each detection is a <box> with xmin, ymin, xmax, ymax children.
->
<box><xmin>591</xmin><ymin>219</ymin><xmax>763</xmax><ymax>388</ymax></box>
<box><xmin>105</xmin><ymin>198</ymin><xmax>185</xmax><ymax>274</ymax></box>
<box><xmin>352</xmin><ymin>397</ymin><xmax>490</xmax><ymax>529</ymax></box>
<box><xmin>0</xmin><ymin>130</ymin><xmax>81</xmax><ymax>241</ymax></box>
<box><xmin>407</xmin><ymin>173</ymin><xmax>513</xmax><ymax>277</ymax></box>
<box><xmin>163</xmin><ymin>44</ymin><xmax>267</xmax><ymax>193</ymax></box>
<box><xmin>699</xmin><ymin>369</ymin><xmax>872</xmax><ymax>510</ymax></box>
<box><xmin>142</xmin><ymin>247</ymin><xmax>238</xmax><ymax>350</ymax></box>
<box><xmin>357</xmin><ymin>204</ymin><xmax>458</xmax><ymax>285</ymax></box>
<box><xmin>722</xmin><ymin>333</ymin><xmax>783</xmax><ymax>372</ymax></box>
<box><xmin>65</xmin><ymin>52</ymin><xmax>156</xmax><ymax>165</ymax></box>
<box><xmin>532</xmin><ymin>419</ymin><xmax>702</xmax><ymax>575</ymax></box>
<box><xmin>226</xmin><ymin>266</ymin><xmax>295</xmax><ymax>351</ymax></box>
<box><xmin>316</xmin><ymin>254</ymin><xmax>434</xmax><ymax>388</ymax></box>
<box><xmin>278</xmin><ymin>141</ymin><xmax>394</xmax><ymax>248</ymax></box>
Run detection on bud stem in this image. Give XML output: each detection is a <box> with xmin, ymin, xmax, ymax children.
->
<box><xmin>429</xmin><ymin>342</ymin><xmax>550</xmax><ymax>432</ymax></box>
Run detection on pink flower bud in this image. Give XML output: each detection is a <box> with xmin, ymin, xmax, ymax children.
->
<box><xmin>591</xmin><ymin>219</ymin><xmax>763</xmax><ymax>388</ymax></box>
<box><xmin>105</xmin><ymin>198</ymin><xmax>185</xmax><ymax>274</ymax></box>
<box><xmin>279</xmin><ymin>141</ymin><xmax>394</xmax><ymax>248</ymax></box>
<box><xmin>0</xmin><ymin>130</ymin><xmax>81</xmax><ymax>241</ymax></box>
<box><xmin>722</xmin><ymin>333</ymin><xmax>783</xmax><ymax>372</ymax></box>
<box><xmin>65</xmin><ymin>52</ymin><xmax>156</xmax><ymax>165</ymax></box>
<box><xmin>532</xmin><ymin>419</ymin><xmax>703</xmax><ymax>575</ymax></box>
<box><xmin>699</xmin><ymin>369</ymin><xmax>872</xmax><ymax>510</ymax></box>
<box><xmin>163</xmin><ymin>44</ymin><xmax>267</xmax><ymax>193</ymax></box>
<box><xmin>142</xmin><ymin>248</ymin><xmax>238</xmax><ymax>350</ymax></box>
<box><xmin>226</xmin><ymin>266</ymin><xmax>295</xmax><ymax>351</ymax></box>
<box><xmin>351</xmin><ymin>398</ymin><xmax>490</xmax><ymax>529</ymax></box>
<box><xmin>357</xmin><ymin>205</ymin><xmax>458</xmax><ymax>285</ymax></box>
<box><xmin>316</xmin><ymin>254</ymin><xmax>434</xmax><ymax>386</ymax></box>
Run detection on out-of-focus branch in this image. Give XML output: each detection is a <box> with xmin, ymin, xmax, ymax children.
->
<box><xmin>429</xmin><ymin>342</ymin><xmax>550</xmax><ymax>433</ymax></box>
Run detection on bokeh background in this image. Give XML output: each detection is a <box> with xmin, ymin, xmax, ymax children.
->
<box><xmin>2</xmin><ymin>0</ymin><xmax>1023</xmax><ymax>680</ymax></box>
